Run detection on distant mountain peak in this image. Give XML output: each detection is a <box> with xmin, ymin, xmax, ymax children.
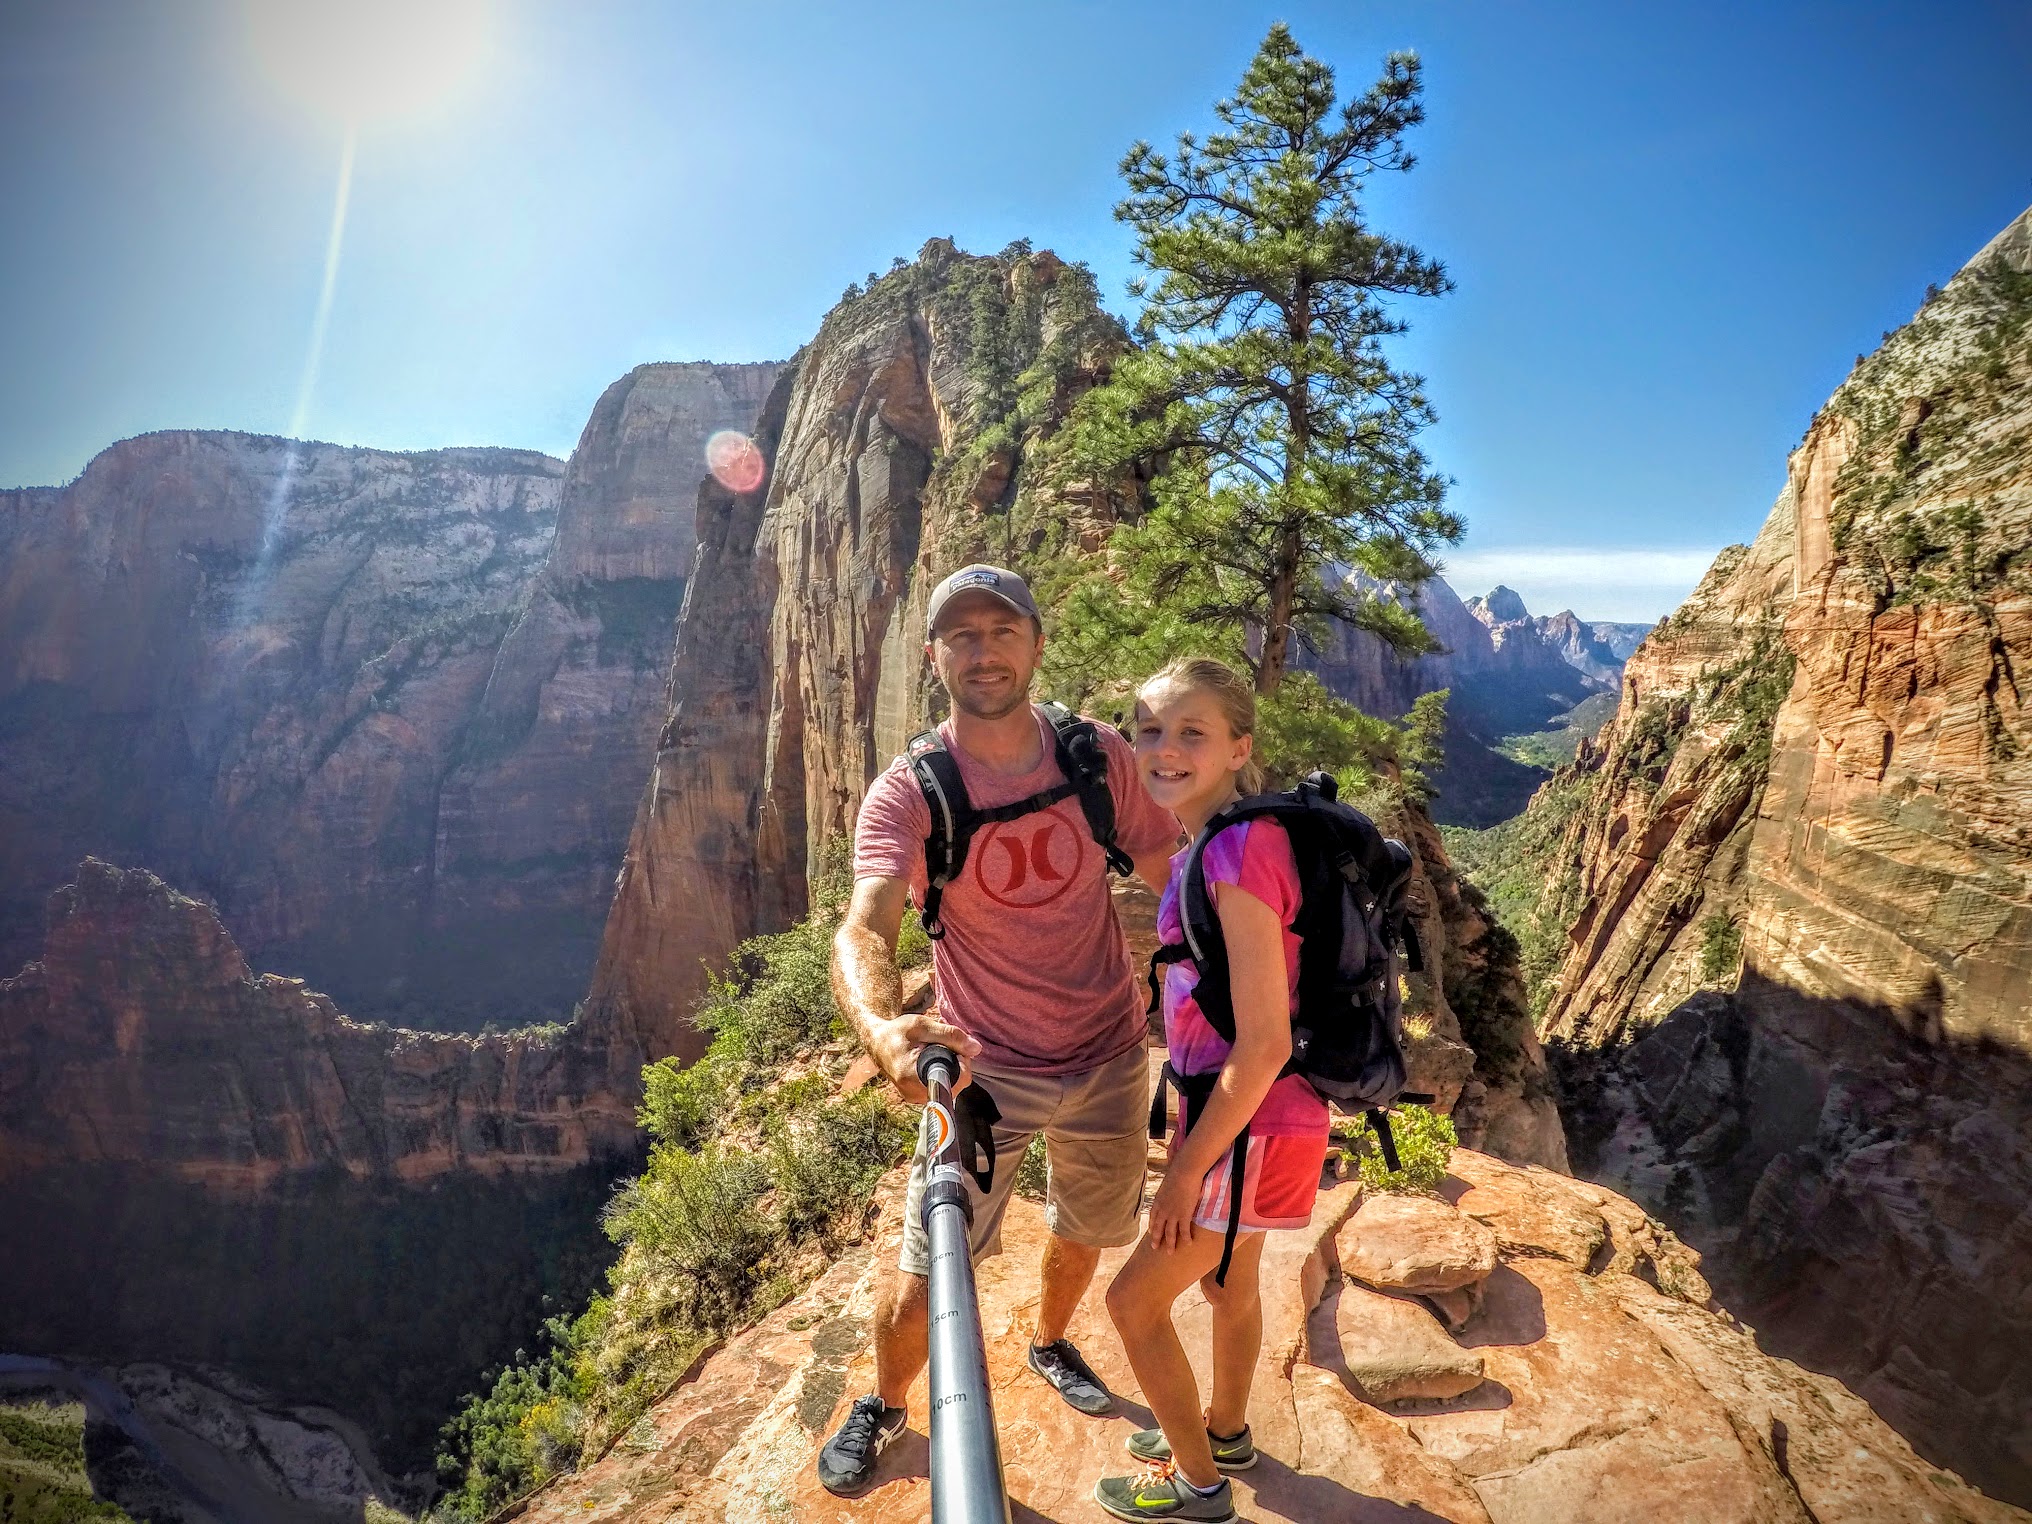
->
<box><xmin>1478</xmin><ymin>584</ymin><xmax>1530</xmax><ymax>623</ymax></box>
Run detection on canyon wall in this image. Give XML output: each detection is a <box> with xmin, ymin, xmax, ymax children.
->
<box><xmin>0</xmin><ymin>859</ymin><xmax>647</xmax><ymax>1186</ymax></box>
<box><xmin>0</xmin><ymin>358</ymin><xmax>778</xmax><ymax>1029</ymax></box>
<box><xmin>1535</xmin><ymin>206</ymin><xmax>2032</xmax><ymax>1503</ymax></box>
<box><xmin>587</xmin><ymin>241</ymin><xmax>1134</xmax><ymax>1056</ymax></box>
<box><xmin>0</xmin><ymin>861</ymin><xmax>627</xmax><ymax>1472</ymax></box>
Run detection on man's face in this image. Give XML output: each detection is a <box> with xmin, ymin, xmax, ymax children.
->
<box><xmin>927</xmin><ymin>591</ymin><xmax>1044</xmax><ymax>720</ymax></box>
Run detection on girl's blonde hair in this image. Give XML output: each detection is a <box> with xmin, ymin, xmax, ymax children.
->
<box><xmin>1139</xmin><ymin>656</ymin><xmax>1267</xmax><ymax>795</ymax></box>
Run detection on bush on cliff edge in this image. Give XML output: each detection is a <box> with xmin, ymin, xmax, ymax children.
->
<box><xmin>426</xmin><ymin>858</ymin><xmax>910</xmax><ymax>1522</ymax></box>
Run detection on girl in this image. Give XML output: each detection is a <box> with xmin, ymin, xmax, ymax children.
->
<box><xmin>1092</xmin><ymin>657</ymin><xmax>1331</xmax><ymax>1523</ymax></box>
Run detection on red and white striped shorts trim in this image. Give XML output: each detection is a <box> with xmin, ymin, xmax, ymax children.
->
<box><xmin>1191</xmin><ymin>1130</ymin><xmax>1330</xmax><ymax>1234</ymax></box>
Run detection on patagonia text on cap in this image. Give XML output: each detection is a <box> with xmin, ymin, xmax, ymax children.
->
<box><xmin>925</xmin><ymin>563</ymin><xmax>1041</xmax><ymax>637</ymax></box>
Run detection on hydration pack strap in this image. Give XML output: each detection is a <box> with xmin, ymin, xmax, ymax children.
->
<box><xmin>954</xmin><ymin>1082</ymin><xmax>1001</xmax><ymax>1194</ymax></box>
<box><xmin>1151</xmin><ymin>1061</ymin><xmax>1249</xmax><ymax>1288</ymax></box>
<box><xmin>1146</xmin><ymin>942</ymin><xmax>1190</xmax><ymax>1014</ymax></box>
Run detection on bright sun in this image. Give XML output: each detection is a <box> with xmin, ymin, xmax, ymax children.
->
<box><xmin>247</xmin><ymin>0</ymin><xmax>491</xmax><ymax>125</ymax></box>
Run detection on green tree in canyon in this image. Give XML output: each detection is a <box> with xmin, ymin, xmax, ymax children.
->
<box><xmin>1052</xmin><ymin>24</ymin><xmax>1459</xmax><ymax>742</ymax></box>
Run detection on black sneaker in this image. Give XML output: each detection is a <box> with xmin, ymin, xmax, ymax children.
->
<box><xmin>1026</xmin><ymin>1337</ymin><xmax>1113</xmax><ymax>1415</ymax></box>
<box><xmin>1126</xmin><ymin>1421</ymin><xmax>1257</xmax><ymax>1472</ymax></box>
<box><xmin>816</xmin><ymin>1392</ymin><xmax>907</xmax><ymax>1496</ymax></box>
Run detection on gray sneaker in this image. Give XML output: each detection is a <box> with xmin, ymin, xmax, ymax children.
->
<box><xmin>1126</xmin><ymin>1421</ymin><xmax>1257</xmax><ymax>1472</ymax></box>
<box><xmin>1094</xmin><ymin>1462</ymin><xmax>1237</xmax><ymax>1521</ymax></box>
<box><xmin>1026</xmin><ymin>1337</ymin><xmax>1113</xmax><ymax>1415</ymax></box>
<box><xmin>816</xmin><ymin>1392</ymin><xmax>907</xmax><ymax>1496</ymax></box>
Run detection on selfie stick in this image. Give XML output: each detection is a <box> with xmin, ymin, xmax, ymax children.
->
<box><xmin>915</xmin><ymin>1043</ymin><xmax>1013</xmax><ymax>1524</ymax></box>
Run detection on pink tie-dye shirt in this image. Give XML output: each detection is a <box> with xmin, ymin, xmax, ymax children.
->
<box><xmin>1156</xmin><ymin>818</ymin><xmax>1329</xmax><ymax>1138</ymax></box>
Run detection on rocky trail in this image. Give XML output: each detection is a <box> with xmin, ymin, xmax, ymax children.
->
<box><xmin>505</xmin><ymin>1056</ymin><xmax>2016</xmax><ymax>1524</ymax></box>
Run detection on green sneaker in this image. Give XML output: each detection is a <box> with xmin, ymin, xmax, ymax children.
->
<box><xmin>1126</xmin><ymin>1421</ymin><xmax>1257</xmax><ymax>1472</ymax></box>
<box><xmin>1094</xmin><ymin>1461</ymin><xmax>1236</xmax><ymax>1522</ymax></box>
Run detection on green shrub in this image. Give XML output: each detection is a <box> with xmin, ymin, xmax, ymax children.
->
<box><xmin>428</xmin><ymin>1314</ymin><xmax>590</xmax><ymax>1519</ymax></box>
<box><xmin>637</xmin><ymin>1050</ymin><xmax>735</xmax><ymax>1150</ymax></box>
<box><xmin>602</xmin><ymin>1145</ymin><xmax>773</xmax><ymax>1330</ymax></box>
<box><xmin>768</xmin><ymin>1088</ymin><xmax>912</xmax><ymax>1248</ymax></box>
<box><xmin>1341</xmin><ymin>1104</ymin><xmax>1456</xmax><ymax>1194</ymax></box>
<box><xmin>1014</xmin><ymin>1131</ymin><xmax>1051</xmax><ymax>1201</ymax></box>
<box><xmin>694</xmin><ymin>920</ymin><xmax>842</xmax><ymax>1067</ymax></box>
<box><xmin>0</xmin><ymin>1399</ymin><xmax>137</xmax><ymax>1521</ymax></box>
<box><xmin>1696</xmin><ymin>911</ymin><xmax>1743</xmax><ymax>985</ymax></box>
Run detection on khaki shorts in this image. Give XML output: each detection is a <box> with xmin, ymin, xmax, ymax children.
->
<box><xmin>898</xmin><ymin>1041</ymin><xmax>1151</xmax><ymax>1277</ymax></box>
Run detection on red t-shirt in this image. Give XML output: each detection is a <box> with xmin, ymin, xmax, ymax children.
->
<box><xmin>853</xmin><ymin>706</ymin><xmax>1180</xmax><ymax>1075</ymax></box>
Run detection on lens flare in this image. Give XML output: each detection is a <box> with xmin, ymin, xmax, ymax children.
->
<box><xmin>706</xmin><ymin>430</ymin><xmax>767</xmax><ymax>494</ymax></box>
<box><xmin>247</xmin><ymin>0</ymin><xmax>491</xmax><ymax>126</ymax></box>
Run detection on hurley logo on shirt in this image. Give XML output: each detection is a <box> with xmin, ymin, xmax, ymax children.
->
<box><xmin>973</xmin><ymin>816</ymin><xmax>1082</xmax><ymax>908</ymax></box>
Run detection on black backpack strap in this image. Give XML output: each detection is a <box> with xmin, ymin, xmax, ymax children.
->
<box><xmin>1398</xmin><ymin>917</ymin><xmax>1424</xmax><ymax>975</ymax></box>
<box><xmin>1152</xmin><ymin>1060</ymin><xmax>1248</xmax><ymax>1287</ymax></box>
<box><xmin>906</xmin><ymin>729</ymin><xmax>975</xmax><ymax>940</ymax></box>
<box><xmin>954</xmin><ymin>1082</ymin><xmax>1001</xmax><ymax>1193</ymax></box>
<box><xmin>1042</xmin><ymin>702</ymin><xmax>1134</xmax><ymax>877</ymax></box>
<box><xmin>1146</xmin><ymin>941</ymin><xmax>1190</xmax><ymax>1014</ymax></box>
<box><xmin>1215</xmin><ymin>1126</ymin><xmax>1249</xmax><ymax>1287</ymax></box>
<box><xmin>1367</xmin><ymin>1108</ymin><xmax>1401</xmax><ymax>1174</ymax></box>
<box><xmin>1171</xmin><ymin>795</ymin><xmax>1286</xmax><ymax>1045</ymax></box>
<box><xmin>907</xmin><ymin>710</ymin><xmax>1117</xmax><ymax>940</ymax></box>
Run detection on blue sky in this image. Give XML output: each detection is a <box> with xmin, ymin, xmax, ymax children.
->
<box><xmin>3</xmin><ymin>2</ymin><xmax>2029</xmax><ymax>620</ymax></box>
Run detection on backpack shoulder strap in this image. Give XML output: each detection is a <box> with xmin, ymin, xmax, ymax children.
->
<box><xmin>1169</xmin><ymin>794</ymin><xmax>1281</xmax><ymax>1044</ymax></box>
<box><xmin>906</xmin><ymin>729</ymin><xmax>977</xmax><ymax>940</ymax></box>
<box><xmin>1173</xmin><ymin>782</ymin><xmax>1352</xmax><ymax>1044</ymax></box>
<box><xmin>1042</xmin><ymin>701</ymin><xmax>1133</xmax><ymax>877</ymax></box>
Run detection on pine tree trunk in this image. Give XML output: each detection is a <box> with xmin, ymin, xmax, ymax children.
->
<box><xmin>1258</xmin><ymin>288</ymin><xmax>1312</xmax><ymax>696</ymax></box>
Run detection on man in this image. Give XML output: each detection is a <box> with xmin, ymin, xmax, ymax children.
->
<box><xmin>817</xmin><ymin>564</ymin><xmax>1179</xmax><ymax>1497</ymax></box>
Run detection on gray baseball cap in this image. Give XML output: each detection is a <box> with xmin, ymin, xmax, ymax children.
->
<box><xmin>925</xmin><ymin>563</ymin><xmax>1041</xmax><ymax>637</ymax></box>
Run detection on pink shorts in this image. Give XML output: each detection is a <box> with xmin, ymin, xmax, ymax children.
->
<box><xmin>1192</xmin><ymin>1130</ymin><xmax>1330</xmax><ymax>1234</ymax></box>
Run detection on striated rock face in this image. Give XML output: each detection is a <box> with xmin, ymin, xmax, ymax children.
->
<box><xmin>426</xmin><ymin>362</ymin><xmax>781</xmax><ymax>1029</ymax></box>
<box><xmin>509</xmin><ymin>1146</ymin><xmax>2020</xmax><ymax>1523</ymax></box>
<box><xmin>1542</xmin><ymin>202</ymin><xmax>2032</xmax><ymax>1058</ymax></box>
<box><xmin>1355</xmin><ymin>790</ymin><xmax>1570</xmax><ymax>1170</ymax></box>
<box><xmin>0</xmin><ymin>431</ymin><xmax>562</xmax><ymax>1020</ymax></box>
<box><xmin>588</xmin><ymin>242</ymin><xmax>1132</xmax><ymax>1057</ymax></box>
<box><xmin>1534</xmin><ymin>206</ymin><xmax>2032</xmax><ymax>1502</ymax></box>
<box><xmin>0</xmin><ymin>367</ymin><xmax>778</xmax><ymax>1029</ymax></box>
<box><xmin>0</xmin><ymin>860</ymin><xmax>643</xmax><ymax>1187</ymax></box>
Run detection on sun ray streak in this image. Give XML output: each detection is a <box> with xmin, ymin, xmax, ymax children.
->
<box><xmin>237</xmin><ymin>127</ymin><xmax>358</xmax><ymax>631</ymax></box>
<box><xmin>287</xmin><ymin>124</ymin><xmax>357</xmax><ymax>444</ymax></box>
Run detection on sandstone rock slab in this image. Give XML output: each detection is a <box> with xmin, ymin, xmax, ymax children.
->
<box><xmin>1308</xmin><ymin>1277</ymin><xmax>1486</xmax><ymax>1402</ymax></box>
<box><xmin>1339</xmin><ymin>1189</ymin><xmax>1500</xmax><ymax>1294</ymax></box>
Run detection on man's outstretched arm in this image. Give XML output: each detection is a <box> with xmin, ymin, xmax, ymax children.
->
<box><xmin>831</xmin><ymin>874</ymin><xmax>980</xmax><ymax>1104</ymax></box>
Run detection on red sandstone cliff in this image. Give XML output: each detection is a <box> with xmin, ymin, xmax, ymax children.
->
<box><xmin>0</xmin><ymin>364</ymin><xmax>777</xmax><ymax>1029</ymax></box>
<box><xmin>586</xmin><ymin>242</ymin><xmax>1133</xmax><ymax>1059</ymax></box>
<box><xmin>1527</xmin><ymin>206</ymin><xmax>2032</xmax><ymax>1503</ymax></box>
<box><xmin>510</xmin><ymin>1143</ymin><xmax>2020</xmax><ymax>1523</ymax></box>
<box><xmin>0</xmin><ymin>859</ymin><xmax>643</xmax><ymax>1187</ymax></box>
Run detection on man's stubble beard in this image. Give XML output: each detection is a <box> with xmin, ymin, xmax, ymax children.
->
<box><xmin>950</xmin><ymin>682</ymin><xmax>1033</xmax><ymax>721</ymax></box>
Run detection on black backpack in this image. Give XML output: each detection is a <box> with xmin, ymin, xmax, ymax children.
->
<box><xmin>905</xmin><ymin>701</ymin><xmax>1134</xmax><ymax>940</ymax></box>
<box><xmin>1148</xmin><ymin>771</ymin><xmax>1430</xmax><ymax>1283</ymax></box>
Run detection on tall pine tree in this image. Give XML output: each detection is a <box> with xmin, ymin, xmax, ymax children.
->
<box><xmin>1055</xmin><ymin>26</ymin><xmax>1459</xmax><ymax>707</ymax></box>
